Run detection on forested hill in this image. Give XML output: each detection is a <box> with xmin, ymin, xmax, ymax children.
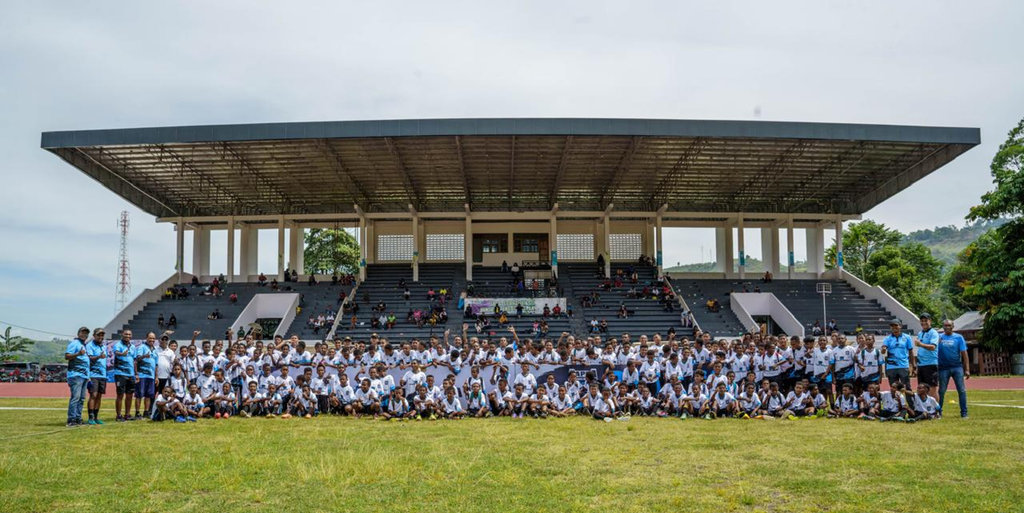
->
<box><xmin>904</xmin><ymin>219</ymin><xmax>1007</xmax><ymax>265</ymax></box>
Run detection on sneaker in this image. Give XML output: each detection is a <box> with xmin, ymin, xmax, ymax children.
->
<box><xmin>66</xmin><ymin>421</ymin><xmax>77</xmax><ymax>428</ymax></box>
<box><xmin>116</xmin><ymin>415</ymin><xmax>126</xmax><ymax>422</ymax></box>
<box><xmin>241</xmin><ymin>411</ymin><xmax>251</xmax><ymax>418</ymax></box>
<box><xmin>214</xmin><ymin>412</ymin><xmax>221</xmax><ymax>419</ymax></box>
<box><xmin>741</xmin><ymin>413</ymin><xmax>750</xmax><ymax>420</ymax></box>
<box><xmin>754</xmin><ymin>415</ymin><xmax>765</xmax><ymax>420</ymax></box>
<box><xmin>187</xmin><ymin>416</ymin><xmax>197</xmax><ymax>422</ymax></box>
<box><xmin>617</xmin><ymin>416</ymin><xmax>630</xmax><ymax>422</ymax></box>
<box><xmin>281</xmin><ymin>413</ymin><xmax>292</xmax><ymax>419</ymax></box>
<box><xmin>223</xmin><ymin>413</ymin><xmax>231</xmax><ymax>419</ymax></box>
<box><xmin>787</xmin><ymin>414</ymin><xmax>798</xmax><ymax>421</ymax></box>
<box><xmin>429</xmin><ymin>414</ymin><xmax>437</xmax><ymax>420</ymax></box>
<box><xmin>702</xmin><ymin>413</ymin><xmax>712</xmax><ymax>420</ymax></box>
<box><xmin>125</xmin><ymin>415</ymin><xmax>136</xmax><ymax>421</ymax></box>
<box><xmin>415</xmin><ymin>414</ymin><xmax>422</xmax><ymax>421</ymax></box>
<box><xmin>175</xmin><ymin>416</ymin><xmax>187</xmax><ymax>423</ymax></box>
<box><xmin>134</xmin><ymin>413</ymin><xmax>142</xmax><ymax>420</ymax></box>
<box><xmin>94</xmin><ymin>418</ymin><xmax>105</xmax><ymax>425</ymax></box>
<box><xmin>603</xmin><ymin>417</ymin><xmax>613</xmax><ymax>423</ymax></box>
<box><xmin>266</xmin><ymin>413</ymin><xmax>274</xmax><ymax>418</ymax></box>
<box><xmin>86</xmin><ymin>419</ymin><xmax>96</xmax><ymax>425</ymax></box>
<box><xmin>679</xmin><ymin>413</ymin><xmax>689</xmax><ymax>420</ymax></box>
<box><xmin>304</xmin><ymin>414</ymin><xmax>312</xmax><ymax>419</ymax></box>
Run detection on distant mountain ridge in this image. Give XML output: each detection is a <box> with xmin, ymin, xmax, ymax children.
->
<box><xmin>904</xmin><ymin>219</ymin><xmax>1007</xmax><ymax>265</ymax></box>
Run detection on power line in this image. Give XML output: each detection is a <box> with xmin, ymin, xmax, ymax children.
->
<box><xmin>0</xmin><ymin>320</ymin><xmax>76</xmax><ymax>339</ymax></box>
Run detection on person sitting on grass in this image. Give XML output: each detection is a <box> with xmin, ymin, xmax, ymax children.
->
<box><xmin>153</xmin><ymin>385</ymin><xmax>188</xmax><ymax>422</ymax></box>
<box><xmin>858</xmin><ymin>382</ymin><xmax>881</xmax><ymax>419</ymax></box>
<box><xmin>763</xmin><ymin>381</ymin><xmax>787</xmax><ymax>418</ymax></box>
<box><xmin>382</xmin><ymin>388</ymin><xmax>413</xmax><ymax>420</ymax></box>
<box><xmin>212</xmin><ymin>382</ymin><xmax>236</xmax><ymax>419</ymax></box>
<box><xmin>910</xmin><ymin>383</ymin><xmax>941</xmax><ymax>421</ymax></box>
<box><xmin>413</xmin><ymin>384</ymin><xmax>437</xmax><ymax>420</ymax></box>
<box><xmin>592</xmin><ymin>387</ymin><xmax>622</xmax><ymax>421</ymax></box>
<box><xmin>465</xmin><ymin>381</ymin><xmax>490</xmax><ymax>418</ymax></box>
<box><xmin>182</xmin><ymin>383</ymin><xmax>206</xmax><ymax>420</ymax></box>
<box><xmin>440</xmin><ymin>387</ymin><xmax>466</xmax><ymax>419</ymax></box>
<box><xmin>876</xmin><ymin>382</ymin><xmax>909</xmax><ymax>421</ymax></box>
<box><xmin>289</xmin><ymin>384</ymin><xmax>317</xmax><ymax>419</ymax></box>
<box><xmin>830</xmin><ymin>383</ymin><xmax>860</xmax><ymax>418</ymax></box>
<box><xmin>808</xmin><ymin>384</ymin><xmax>828</xmax><ymax>416</ymax></box>
<box><xmin>548</xmin><ymin>385</ymin><xmax>576</xmax><ymax>417</ymax></box>
<box><xmin>239</xmin><ymin>381</ymin><xmax>265</xmax><ymax>418</ymax></box>
<box><xmin>709</xmin><ymin>381</ymin><xmax>738</xmax><ymax>419</ymax></box>
<box><xmin>738</xmin><ymin>382</ymin><xmax>763</xmax><ymax>419</ymax></box>
<box><xmin>783</xmin><ymin>381</ymin><xmax>817</xmax><ymax>419</ymax></box>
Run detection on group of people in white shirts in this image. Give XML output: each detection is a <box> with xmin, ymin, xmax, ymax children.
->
<box><xmin>137</xmin><ymin>324</ymin><xmax>945</xmax><ymax>423</ymax></box>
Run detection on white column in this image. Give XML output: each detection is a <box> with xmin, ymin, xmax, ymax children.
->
<box><xmin>761</xmin><ymin>227</ymin><xmax>780</xmax><ymax>276</ymax></box>
<box><xmin>358</xmin><ymin>216</ymin><xmax>367</xmax><ymax>281</ymax></box>
<box><xmin>191</xmin><ymin>226</ymin><xmax>210</xmax><ymax>279</ymax></box>
<box><xmin>737</xmin><ymin>217</ymin><xmax>745</xmax><ymax>279</ymax></box>
<box><xmin>806</xmin><ymin>227</ymin><xmax>825</xmax><ymax>277</ymax></box>
<box><xmin>602</xmin><ymin>215</ymin><xmax>611</xmax><ymax>278</ymax></box>
<box><xmin>655</xmin><ymin>212</ymin><xmax>664</xmax><ymax>275</ymax></box>
<box><xmin>714</xmin><ymin>227</ymin><xmax>728</xmax><ymax>273</ymax></box>
<box><xmin>277</xmin><ymin>217</ymin><xmax>285</xmax><ymax>281</ymax></box>
<box><xmin>175</xmin><ymin>220</ymin><xmax>185</xmax><ymax>283</ymax></box>
<box><xmin>835</xmin><ymin>219</ymin><xmax>844</xmax><ymax>273</ymax></box>
<box><xmin>288</xmin><ymin>224</ymin><xmax>303</xmax><ymax>276</ymax></box>
<box><xmin>226</xmin><ymin>218</ymin><xmax>235</xmax><ymax>282</ymax></box>
<box><xmin>239</xmin><ymin>225</ymin><xmax>258</xmax><ymax>281</ymax></box>
<box><xmin>465</xmin><ymin>215</ymin><xmax>473</xmax><ymax>280</ymax></box>
<box><xmin>549</xmin><ymin>214</ymin><xmax>558</xmax><ymax>278</ymax></box>
<box><xmin>411</xmin><ymin>215</ymin><xmax>420</xmax><ymax>282</ymax></box>
<box><xmin>786</xmin><ymin>217</ymin><xmax>795</xmax><ymax>279</ymax></box>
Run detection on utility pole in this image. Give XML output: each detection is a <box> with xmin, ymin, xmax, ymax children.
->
<box><xmin>116</xmin><ymin>211</ymin><xmax>131</xmax><ymax>312</ymax></box>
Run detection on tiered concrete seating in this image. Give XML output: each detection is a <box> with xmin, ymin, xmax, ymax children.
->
<box><xmin>119</xmin><ymin>283</ymin><xmax>263</xmax><ymax>339</ymax></box>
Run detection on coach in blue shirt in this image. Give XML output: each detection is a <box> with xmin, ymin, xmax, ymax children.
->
<box><xmin>64</xmin><ymin>327</ymin><xmax>91</xmax><ymax>427</ymax></box>
<box><xmin>914</xmin><ymin>313</ymin><xmax>940</xmax><ymax>399</ymax></box>
<box><xmin>112</xmin><ymin>330</ymin><xmax>136</xmax><ymax>422</ymax></box>
<box><xmin>937</xmin><ymin>319</ymin><xmax>970</xmax><ymax>418</ymax></box>
<box><xmin>882</xmin><ymin>320</ymin><xmax>915</xmax><ymax>389</ymax></box>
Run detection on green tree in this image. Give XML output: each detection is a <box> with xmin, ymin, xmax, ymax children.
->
<box><xmin>303</xmin><ymin>228</ymin><xmax>360</xmax><ymax>276</ymax></box>
<box><xmin>825</xmin><ymin>220</ymin><xmax>903</xmax><ymax>278</ymax></box>
<box><xmin>862</xmin><ymin>243</ymin><xmax>945</xmax><ymax>316</ymax></box>
<box><xmin>0</xmin><ymin>326</ymin><xmax>35</xmax><ymax>362</ymax></box>
<box><xmin>959</xmin><ymin>118</ymin><xmax>1024</xmax><ymax>350</ymax></box>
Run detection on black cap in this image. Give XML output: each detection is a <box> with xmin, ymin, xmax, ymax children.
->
<box><xmin>918</xmin><ymin>312</ymin><xmax>932</xmax><ymax>320</ymax></box>
<box><xmin>78</xmin><ymin>326</ymin><xmax>90</xmax><ymax>334</ymax></box>
<box><xmin>889</xmin><ymin>319</ymin><xmax>902</xmax><ymax>325</ymax></box>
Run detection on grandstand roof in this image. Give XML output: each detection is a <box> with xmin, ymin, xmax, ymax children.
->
<box><xmin>41</xmin><ymin>118</ymin><xmax>979</xmax><ymax>218</ymax></box>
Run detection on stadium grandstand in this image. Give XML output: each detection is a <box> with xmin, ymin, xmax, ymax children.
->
<box><xmin>41</xmin><ymin>118</ymin><xmax>980</xmax><ymax>343</ymax></box>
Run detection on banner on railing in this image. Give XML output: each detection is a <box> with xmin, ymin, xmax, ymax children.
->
<box><xmin>464</xmin><ymin>297</ymin><xmax>566</xmax><ymax>316</ymax></box>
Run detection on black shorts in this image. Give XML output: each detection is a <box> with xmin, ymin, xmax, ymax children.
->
<box><xmin>886</xmin><ymin>368</ymin><xmax>910</xmax><ymax>388</ymax></box>
<box><xmin>115</xmin><ymin>375</ymin><xmax>135</xmax><ymax>394</ymax></box>
<box><xmin>917</xmin><ymin>365</ymin><xmax>939</xmax><ymax>387</ymax></box>
<box><xmin>88</xmin><ymin>378</ymin><xmax>107</xmax><ymax>394</ymax></box>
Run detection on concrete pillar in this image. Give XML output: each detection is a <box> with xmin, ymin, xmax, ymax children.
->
<box><xmin>786</xmin><ymin>217</ymin><xmax>795</xmax><ymax>280</ymax></box>
<box><xmin>465</xmin><ymin>215</ymin><xmax>473</xmax><ymax>280</ymax></box>
<box><xmin>277</xmin><ymin>217</ymin><xmax>285</xmax><ymax>281</ymax></box>
<box><xmin>239</xmin><ymin>225</ymin><xmax>258</xmax><ymax>281</ymax></box>
<box><xmin>191</xmin><ymin>226</ymin><xmax>210</xmax><ymax>279</ymax></box>
<box><xmin>412</xmin><ymin>215</ymin><xmax>420</xmax><ymax>282</ymax></box>
<box><xmin>602</xmin><ymin>215</ymin><xmax>611</xmax><ymax>278</ymax></box>
<box><xmin>835</xmin><ymin>220</ymin><xmax>844</xmax><ymax>272</ymax></box>
<box><xmin>175</xmin><ymin>220</ymin><xmax>185</xmax><ymax>283</ymax></box>
<box><xmin>549</xmin><ymin>215</ymin><xmax>558</xmax><ymax>278</ymax></box>
<box><xmin>714</xmin><ymin>227</ymin><xmax>728</xmax><ymax>273</ymax></box>
<box><xmin>655</xmin><ymin>213</ymin><xmax>664</xmax><ymax>275</ymax></box>
<box><xmin>226</xmin><ymin>218</ymin><xmax>235</xmax><ymax>282</ymax></box>
<box><xmin>761</xmin><ymin>227</ymin><xmax>780</xmax><ymax>275</ymax></box>
<box><xmin>288</xmin><ymin>224</ymin><xmax>304</xmax><ymax>276</ymax></box>
<box><xmin>358</xmin><ymin>217</ymin><xmax>367</xmax><ymax>281</ymax></box>
<box><xmin>806</xmin><ymin>226</ymin><xmax>825</xmax><ymax>277</ymax></box>
<box><xmin>737</xmin><ymin>217</ymin><xmax>746</xmax><ymax>279</ymax></box>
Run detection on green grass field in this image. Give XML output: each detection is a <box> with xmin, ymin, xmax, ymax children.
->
<box><xmin>2</xmin><ymin>391</ymin><xmax>1023</xmax><ymax>513</ymax></box>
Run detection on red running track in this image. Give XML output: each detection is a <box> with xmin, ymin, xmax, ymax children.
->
<box><xmin>3</xmin><ymin>378</ymin><xmax>1024</xmax><ymax>398</ymax></box>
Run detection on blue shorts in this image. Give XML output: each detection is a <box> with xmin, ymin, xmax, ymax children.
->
<box><xmin>138</xmin><ymin>378</ymin><xmax>156</xmax><ymax>399</ymax></box>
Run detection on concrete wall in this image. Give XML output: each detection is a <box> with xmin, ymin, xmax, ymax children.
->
<box><xmin>104</xmin><ymin>273</ymin><xmax>188</xmax><ymax>334</ymax></box>
<box><xmin>731</xmin><ymin>293</ymin><xmax>805</xmax><ymax>337</ymax></box>
<box><xmin>230</xmin><ymin>293</ymin><xmax>301</xmax><ymax>338</ymax></box>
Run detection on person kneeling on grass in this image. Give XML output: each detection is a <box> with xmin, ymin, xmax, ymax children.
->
<box><xmin>910</xmin><ymin>383</ymin><xmax>940</xmax><ymax>421</ymax></box>
<box><xmin>829</xmin><ymin>383</ymin><xmax>860</xmax><ymax>418</ymax></box>
<box><xmin>153</xmin><ymin>386</ymin><xmax>188</xmax><ymax>422</ymax></box>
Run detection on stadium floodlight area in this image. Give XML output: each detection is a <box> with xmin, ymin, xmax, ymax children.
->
<box><xmin>41</xmin><ymin>118</ymin><xmax>979</xmax><ymax>339</ymax></box>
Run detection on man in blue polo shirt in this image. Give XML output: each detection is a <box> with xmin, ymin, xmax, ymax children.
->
<box><xmin>64</xmin><ymin>327</ymin><xmax>91</xmax><ymax>427</ymax></box>
<box><xmin>112</xmin><ymin>330</ymin><xmax>136</xmax><ymax>422</ymax></box>
<box><xmin>881</xmin><ymin>320</ymin><xmax>915</xmax><ymax>389</ymax></box>
<box><xmin>937</xmin><ymin>319</ymin><xmax>970</xmax><ymax>418</ymax></box>
<box><xmin>133</xmin><ymin>332</ymin><xmax>158</xmax><ymax>419</ymax></box>
<box><xmin>914</xmin><ymin>313</ymin><xmax>940</xmax><ymax>401</ymax></box>
<box><xmin>85</xmin><ymin>328</ymin><xmax>108</xmax><ymax>425</ymax></box>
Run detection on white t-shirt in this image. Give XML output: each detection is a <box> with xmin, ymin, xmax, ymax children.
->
<box><xmin>441</xmin><ymin>396</ymin><xmax>463</xmax><ymax>413</ymax></box>
<box><xmin>711</xmin><ymin>392</ymin><xmax>735</xmax><ymax>410</ymax></box>
<box><xmin>355</xmin><ymin>388</ymin><xmax>378</xmax><ymax>405</ymax></box>
<box><xmin>156</xmin><ymin>348</ymin><xmax>176</xmax><ymax>379</ymax></box>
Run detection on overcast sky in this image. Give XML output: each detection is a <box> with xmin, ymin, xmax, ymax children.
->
<box><xmin>1</xmin><ymin>1</ymin><xmax>1021</xmax><ymax>338</ymax></box>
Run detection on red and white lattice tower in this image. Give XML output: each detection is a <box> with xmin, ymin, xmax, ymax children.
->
<box><xmin>116</xmin><ymin>211</ymin><xmax>131</xmax><ymax>311</ymax></box>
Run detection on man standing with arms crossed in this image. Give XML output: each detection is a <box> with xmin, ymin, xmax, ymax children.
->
<box><xmin>64</xmin><ymin>327</ymin><xmax>91</xmax><ymax>427</ymax></box>
<box><xmin>936</xmin><ymin>319</ymin><xmax>970</xmax><ymax>418</ymax></box>
<box><xmin>112</xmin><ymin>329</ymin><xmax>136</xmax><ymax>421</ymax></box>
<box><xmin>881</xmin><ymin>320</ymin><xmax>915</xmax><ymax>389</ymax></box>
